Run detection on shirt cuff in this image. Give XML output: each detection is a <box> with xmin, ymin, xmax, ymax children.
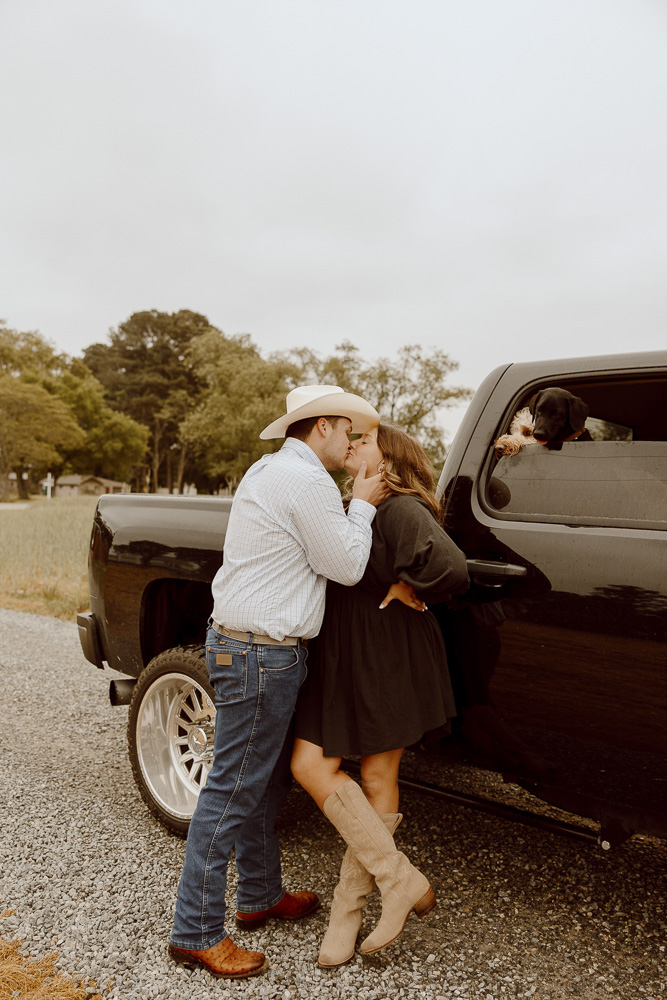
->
<box><xmin>347</xmin><ymin>498</ymin><xmax>377</xmax><ymax>522</ymax></box>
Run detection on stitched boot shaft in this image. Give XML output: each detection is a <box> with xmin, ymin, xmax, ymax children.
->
<box><xmin>322</xmin><ymin>782</ymin><xmax>435</xmax><ymax>955</ymax></box>
<box><xmin>318</xmin><ymin>813</ymin><xmax>402</xmax><ymax>968</ymax></box>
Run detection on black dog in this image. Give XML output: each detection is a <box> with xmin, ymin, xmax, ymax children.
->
<box><xmin>528</xmin><ymin>387</ymin><xmax>590</xmax><ymax>449</ymax></box>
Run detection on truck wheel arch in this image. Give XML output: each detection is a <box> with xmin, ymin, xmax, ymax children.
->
<box><xmin>139</xmin><ymin>579</ymin><xmax>212</xmax><ymax>668</ymax></box>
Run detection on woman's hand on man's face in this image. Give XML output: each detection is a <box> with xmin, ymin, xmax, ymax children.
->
<box><xmin>379</xmin><ymin>581</ymin><xmax>427</xmax><ymax>612</ymax></box>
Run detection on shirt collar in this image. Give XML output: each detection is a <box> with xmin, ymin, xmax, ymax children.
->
<box><xmin>280</xmin><ymin>436</ymin><xmax>328</xmax><ymax>473</ymax></box>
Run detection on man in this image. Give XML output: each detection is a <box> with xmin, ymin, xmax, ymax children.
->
<box><xmin>169</xmin><ymin>384</ymin><xmax>387</xmax><ymax>980</ymax></box>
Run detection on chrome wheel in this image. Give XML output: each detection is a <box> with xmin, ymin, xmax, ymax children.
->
<box><xmin>130</xmin><ymin>653</ymin><xmax>216</xmax><ymax>830</ymax></box>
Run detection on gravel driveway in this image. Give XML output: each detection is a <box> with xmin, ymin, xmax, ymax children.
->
<box><xmin>0</xmin><ymin>608</ymin><xmax>665</xmax><ymax>1000</ymax></box>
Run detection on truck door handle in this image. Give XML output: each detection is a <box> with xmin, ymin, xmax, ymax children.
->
<box><xmin>466</xmin><ymin>559</ymin><xmax>527</xmax><ymax>580</ymax></box>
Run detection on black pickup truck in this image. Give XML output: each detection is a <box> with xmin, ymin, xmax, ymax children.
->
<box><xmin>78</xmin><ymin>349</ymin><xmax>667</xmax><ymax>846</ymax></box>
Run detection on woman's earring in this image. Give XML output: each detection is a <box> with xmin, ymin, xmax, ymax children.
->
<box><xmin>377</xmin><ymin>461</ymin><xmax>385</xmax><ymax>473</ymax></box>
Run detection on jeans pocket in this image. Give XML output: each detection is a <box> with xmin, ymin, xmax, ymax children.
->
<box><xmin>258</xmin><ymin>645</ymin><xmax>301</xmax><ymax>672</ymax></box>
<box><xmin>206</xmin><ymin>641</ymin><xmax>248</xmax><ymax>704</ymax></box>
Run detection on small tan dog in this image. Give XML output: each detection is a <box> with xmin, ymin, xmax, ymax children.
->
<box><xmin>493</xmin><ymin>407</ymin><xmax>536</xmax><ymax>458</ymax></box>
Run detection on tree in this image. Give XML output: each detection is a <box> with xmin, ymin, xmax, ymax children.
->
<box><xmin>181</xmin><ymin>330</ymin><xmax>298</xmax><ymax>490</ymax></box>
<box><xmin>0</xmin><ymin>378</ymin><xmax>84</xmax><ymax>500</ymax></box>
<box><xmin>80</xmin><ymin>313</ymin><xmax>471</xmax><ymax>489</ymax></box>
<box><xmin>0</xmin><ymin>321</ymin><xmax>65</xmax><ymax>380</ymax></box>
<box><xmin>0</xmin><ymin>324</ymin><xmax>149</xmax><ymax>488</ymax></box>
<box><xmin>274</xmin><ymin>341</ymin><xmax>472</xmax><ymax>467</ymax></box>
<box><xmin>80</xmin><ymin>410</ymin><xmax>150</xmax><ymax>482</ymax></box>
<box><xmin>84</xmin><ymin>310</ymin><xmax>211</xmax><ymax>491</ymax></box>
<box><xmin>47</xmin><ymin>360</ymin><xmax>149</xmax><ymax>482</ymax></box>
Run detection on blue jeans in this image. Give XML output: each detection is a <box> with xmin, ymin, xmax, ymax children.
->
<box><xmin>170</xmin><ymin>626</ymin><xmax>308</xmax><ymax>950</ymax></box>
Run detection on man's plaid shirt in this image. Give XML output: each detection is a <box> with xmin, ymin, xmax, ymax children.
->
<box><xmin>211</xmin><ymin>437</ymin><xmax>375</xmax><ymax>640</ymax></box>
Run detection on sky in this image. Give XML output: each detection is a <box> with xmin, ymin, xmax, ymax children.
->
<box><xmin>2</xmin><ymin>0</ymin><xmax>666</xmax><ymax>441</ymax></box>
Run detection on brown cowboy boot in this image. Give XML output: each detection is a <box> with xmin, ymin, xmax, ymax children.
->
<box><xmin>235</xmin><ymin>890</ymin><xmax>321</xmax><ymax>930</ymax></box>
<box><xmin>168</xmin><ymin>936</ymin><xmax>268</xmax><ymax>979</ymax></box>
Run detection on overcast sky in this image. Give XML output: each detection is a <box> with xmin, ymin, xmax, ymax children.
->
<box><xmin>2</xmin><ymin>0</ymin><xmax>666</xmax><ymax>440</ymax></box>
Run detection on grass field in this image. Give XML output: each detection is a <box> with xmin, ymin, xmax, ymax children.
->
<box><xmin>0</xmin><ymin>497</ymin><xmax>98</xmax><ymax>620</ymax></box>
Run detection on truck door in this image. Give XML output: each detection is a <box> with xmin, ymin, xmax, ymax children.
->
<box><xmin>442</xmin><ymin>366</ymin><xmax>667</xmax><ymax>842</ymax></box>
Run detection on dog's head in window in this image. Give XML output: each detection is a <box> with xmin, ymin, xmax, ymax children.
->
<box><xmin>529</xmin><ymin>388</ymin><xmax>589</xmax><ymax>448</ymax></box>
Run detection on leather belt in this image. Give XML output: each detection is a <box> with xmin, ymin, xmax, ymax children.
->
<box><xmin>212</xmin><ymin>622</ymin><xmax>300</xmax><ymax>647</ymax></box>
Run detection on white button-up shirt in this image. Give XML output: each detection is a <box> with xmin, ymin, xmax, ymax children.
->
<box><xmin>211</xmin><ymin>437</ymin><xmax>376</xmax><ymax>640</ymax></box>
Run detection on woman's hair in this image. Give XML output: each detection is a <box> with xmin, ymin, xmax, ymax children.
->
<box><xmin>344</xmin><ymin>423</ymin><xmax>441</xmax><ymax>520</ymax></box>
<box><xmin>376</xmin><ymin>423</ymin><xmax>441</xmax><ymax>520</ymax></box>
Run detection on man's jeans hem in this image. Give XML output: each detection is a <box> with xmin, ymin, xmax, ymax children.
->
<box><xmin>236</xmin><ymin>888</ymin><xmax>285</xmax><ymax>914</ymax></box>
<box><xmin>170</xmin><ymin>930</ymin><xmax>228</xmax><ymax>951</ymax></box>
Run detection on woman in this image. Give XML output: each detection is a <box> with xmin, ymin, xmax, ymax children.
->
<box><xmin>291</xmin><ymin>423</ymin><xmax>469</xmax><ymax>967</ymax></box>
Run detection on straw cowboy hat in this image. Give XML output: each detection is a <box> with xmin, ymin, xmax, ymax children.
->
<box><xmin>259</xmin><ymin>385</ymin><xmax>380</xmax><ymax>440</ymax></box>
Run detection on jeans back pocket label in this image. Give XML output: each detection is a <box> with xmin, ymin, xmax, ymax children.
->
<box><xmin>216</xmin><ymin>653</ymin><xmax>233</xmax><ymax>665</ymax></box>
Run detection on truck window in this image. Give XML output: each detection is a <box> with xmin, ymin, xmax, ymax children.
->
<box><xmin>586</xmin><ymin>416</ymin><xmax>633</xmax><ymax>441</ymax></box>
<box><xmin>485</xmin><ymin>374</ymin><xmax>667</xmax><ymax>529</ymax></box>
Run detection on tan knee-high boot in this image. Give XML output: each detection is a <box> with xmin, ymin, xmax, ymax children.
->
<box><xmin>318</xmin><ymin>813</ymin><xmax>402</xmax><ymax>968</ymax></box>
<box><xmin>322</xmin><ymin>781</ymin><xmax>436</xmax><ymax>955</ymax></box>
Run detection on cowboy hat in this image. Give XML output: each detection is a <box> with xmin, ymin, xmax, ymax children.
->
<box><xmin>259</xmin><ymin>385</ymin><xmax>380</xmax><ymax>439</ymax></box>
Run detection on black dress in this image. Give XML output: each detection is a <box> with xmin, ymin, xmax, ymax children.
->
<box><xmin>295</xmin><ymin>493</ymin><xmax>470</xmax><ymax>757</ymax></box>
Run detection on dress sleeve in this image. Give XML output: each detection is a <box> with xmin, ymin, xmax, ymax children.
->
<box><xmin>377</xmin><ymin>495</ymin><xmax>469</xmax><ymax>601</ymax></box>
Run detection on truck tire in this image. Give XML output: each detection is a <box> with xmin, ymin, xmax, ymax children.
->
<box><xmin>127</xmin><ymin>645</ymin><xmax>215</xmax><ymax>837</ymax></box>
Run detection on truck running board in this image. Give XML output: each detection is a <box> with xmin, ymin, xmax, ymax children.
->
<box><xmin>342</xmin><ymin>758</ymin><xmax>622</xmax><ymax>849</ymax></box>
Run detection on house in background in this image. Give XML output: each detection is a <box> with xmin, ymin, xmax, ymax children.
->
<box><xmin>41</xmin><ymin>475</ymin><xmax>129</xmax><ymax>497</ymax></box>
